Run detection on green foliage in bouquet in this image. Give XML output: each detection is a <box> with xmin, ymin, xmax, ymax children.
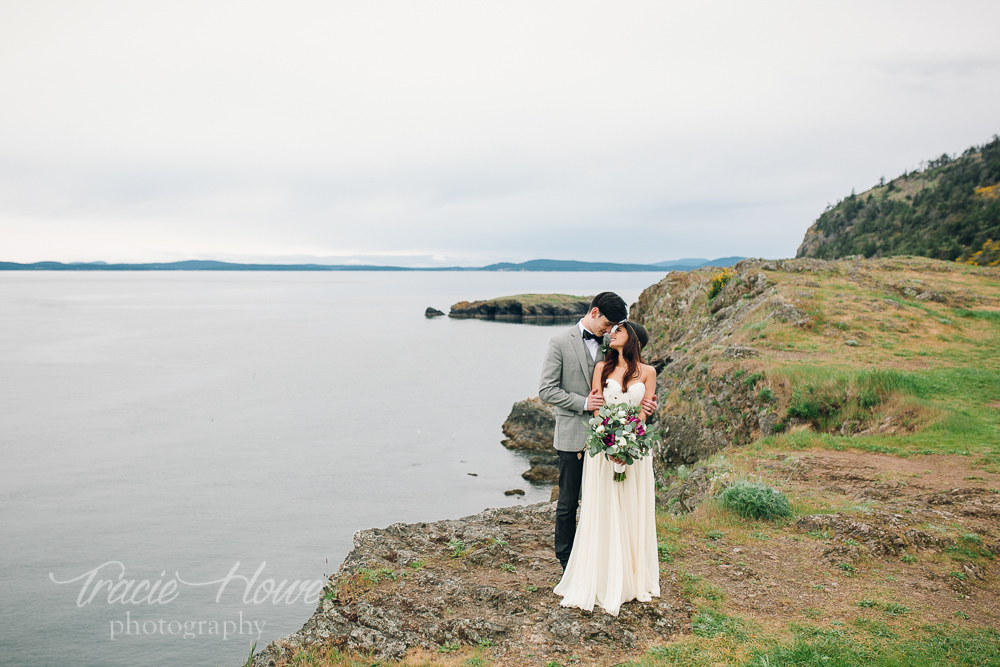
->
<box><xmin>586</xmin><ymin>402</ymin><xmax>659</xmax><ymax>482</ymax></box>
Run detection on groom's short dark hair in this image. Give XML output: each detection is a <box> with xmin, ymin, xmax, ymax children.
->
<box><xmin>591</xmin><ymin>292</ymin><xmax>627</xmax><ymax>322</ymax></box>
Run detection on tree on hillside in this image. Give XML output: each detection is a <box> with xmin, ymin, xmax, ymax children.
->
<box><xmin>799</xmin><ymin>136</ymin><xmax>1000</xmax><ymax>263</ymax></box>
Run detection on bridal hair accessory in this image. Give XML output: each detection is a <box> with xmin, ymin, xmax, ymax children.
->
<box><xmin>610</xmin><ymin>320</ymin><xmax>649</xmax><ymax>349</ymax></box>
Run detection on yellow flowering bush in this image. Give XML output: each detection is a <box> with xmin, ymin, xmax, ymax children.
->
<box><xmin>973</xmin><ymin>182</ymin><xmax>1000</xmax><ymax>200</ymax></box>
<box><xmin>708</xmin><ymin>268</ymin><xmax>735</xmax><ymax>300</ymax></box>
<box><xmin>958</xmin><ymin>239</ymin><xmax>1000</xmax><ymax>267</ymax></box>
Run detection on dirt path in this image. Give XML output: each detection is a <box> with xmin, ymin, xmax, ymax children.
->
<box><xmin>672</xmin><ymin>450</ymin><xmax>1000</xmax><ymax>635</ymax></box>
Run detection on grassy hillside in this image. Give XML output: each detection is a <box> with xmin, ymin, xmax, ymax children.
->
<box><xmin>632</xmin><ymin>256</ymin><xmax>1000</xmax><ymax>470</ymax></box>
<box><xmin>796</xmin><ymin>136</ymin><xmax>1000</xmax><ymax>265</ymax></box>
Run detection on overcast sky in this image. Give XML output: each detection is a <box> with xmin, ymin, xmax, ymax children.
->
<box><xmin>2</xmin><ymin>1</ymin><xmax>999</xmax><ymax>266</ymax></box>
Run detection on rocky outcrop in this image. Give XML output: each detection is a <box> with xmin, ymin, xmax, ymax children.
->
<box><xmin>450</xmin><ymin>294</ymin><xmax>592</xmax><ymax>323</ymax></box>
<box><xmin>252</xmin><ymin>502</ymin><xmax>685</xmax><ymax>666</ymax></box>
<box><xmin>795</xmin><ymin>221</ymin><xmax>835</xmax><ymax>259</ymax></box>
<box><xmin>501</xmin><ymin>397</ymin><xmax>560</xmax><ymax>483</ymax></box>
<box><xmin>628</xmin><ymin>259</ymin><xmax>785</xmax><ymax>469</ymax></box>
<box><xmin>501</xmin><ymin>398</ymin><xmax>555</xmax><ymax>452</ymax></box>
<box><xmin>521</xmin><ymin>454</ymin><xmax>559</xmax><ymax>483</ymax></box>
<box><xmin>795</xmin><ymin>511</ymin><xmax>954</xmax><ymax>561</ymax></box>
<box><xmin>424</xmin><ymin>307</ymin><xmax>445</xmax><ymax>317</ymax></box>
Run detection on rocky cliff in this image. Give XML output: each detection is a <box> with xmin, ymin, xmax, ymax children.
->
<box><xmin>499</xmin><ymin>398</ymin><xmax>560</xmax><ymax>484</ymax></box>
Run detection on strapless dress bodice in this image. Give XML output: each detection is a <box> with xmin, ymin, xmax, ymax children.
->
<box><xmin>602</xmin><ymin>378</ymin><xmax>646</xmax><ymax>408</ymax></box>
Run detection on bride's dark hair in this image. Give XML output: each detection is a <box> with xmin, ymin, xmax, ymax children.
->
<box><xmin>600</xmin><ymin>321</ymin><xmax>649</xmax><ymax>391</ymax></box>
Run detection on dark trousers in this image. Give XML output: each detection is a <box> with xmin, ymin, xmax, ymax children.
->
<box><xmin>554</xmin><ymin>450</ymin><xmax>585</xmax><ymax>566</ymax></box>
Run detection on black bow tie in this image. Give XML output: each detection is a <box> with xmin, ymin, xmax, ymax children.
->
<box><xmin>582</xmin><ymin>329</ymin><xmax>602</xmax><ymax>342</ymax></box>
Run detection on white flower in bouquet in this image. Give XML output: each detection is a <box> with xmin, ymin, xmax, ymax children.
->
<box><xmin>584</xmin><ymin>401</ymin><xmax>659</xmax><ymax>482</ymax></box>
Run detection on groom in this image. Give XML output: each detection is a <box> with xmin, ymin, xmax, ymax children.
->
<box><xmin>539</xmin><ymin>292</ymin><xmax>656</xmax><ymax>571</ymax></box>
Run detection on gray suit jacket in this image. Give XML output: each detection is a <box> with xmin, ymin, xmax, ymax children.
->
<box><xmin>538</xmin><ymin>325</ymin><xmax>605</xmax><ymax>452</ymax></box>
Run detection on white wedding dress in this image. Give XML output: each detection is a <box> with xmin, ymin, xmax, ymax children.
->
<box><xmin>553</xmin><ymin>379</ymin><xmax>660</xmax><ymax>616</ymax></box>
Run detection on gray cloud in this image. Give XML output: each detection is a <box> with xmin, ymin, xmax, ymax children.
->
<box><xmin>2</xmin><ymin>1</ymin><xmax>999</xmax><ymax>265</ymax></box>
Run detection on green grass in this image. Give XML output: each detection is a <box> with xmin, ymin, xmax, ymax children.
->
<box><xmin>762</xmin><ymin>362</ymin><xmax>1000</xmax><ymax>464</ymax></box>
<box><xmin>632</xmin><ymin>623</ymin><xmax>1000</xmax><ymax>667</ymax></box>
<box><xmin>241</xmin><ymin>640</ymin><xmax>257</xmax><ymax>667</ymax></box>
<box><xmin>883</xmin><ymin>603</ymin><xmax>909</xmax><ymax>616</ymax></box>
<box><xmin>757</xmin><ymin>625</ymin><xmax>1000</xmax><ymax>666</ymax></box>
<box><xmin>779</xmin><ymin>366</ymin><xmax>938</xmax><ymax>432</ymax></box>
<box><xmin>691</xmin><ymin>608</ymin><xmax>752</xmax><ymax>639</ymax></box>
<box><xmin>955</xmin><ymin>308</ymin><xmax>1000</xmax><ymax>324</ymax></box>
<box><xmin>447</xmin><ymin>539</ymin><xmax>467</xmax><ymax>558</ymax></box>
<box><xmin>657</xmin><ymin>540</ymin><xmax>679</xmax><ymax>563</ymax></box>
<box><xmin>358</xmin><ymin>567</ymin><xmax>396</xmax><ymax>583</ymax></box>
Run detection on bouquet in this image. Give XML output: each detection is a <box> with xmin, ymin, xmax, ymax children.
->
<box><xmin>586</xmin><ymin>403</ymin><xmax>657</xmax><ymax>482</ymax></box>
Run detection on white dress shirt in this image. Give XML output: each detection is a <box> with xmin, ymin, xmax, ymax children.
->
<box><xmin>578</xmin><ymin>319</ymin><xmax>600</xmax><ymax>361</ymax></box>
<box><xmin>578</xmin><ymin>320</ymin><xmax>602</xmax><ymax>411</ymax></box>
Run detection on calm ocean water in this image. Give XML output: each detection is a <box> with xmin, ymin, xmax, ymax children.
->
<box><xmin>0</xmin><ymin>271</ymin><xmax>664</xmax><ymax>667</ymax></box>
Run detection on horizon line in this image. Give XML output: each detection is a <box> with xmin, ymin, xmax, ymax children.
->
<box><xmin>0</xmin><ymin>257</ymin><xmax>752</xmax><ymax>272</ymax></box>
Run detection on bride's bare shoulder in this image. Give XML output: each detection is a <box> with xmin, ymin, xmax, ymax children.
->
<box><xmin>641</xmin><ymin>363</ymin><xmax>657</xmax><ymax>379</ymax></box>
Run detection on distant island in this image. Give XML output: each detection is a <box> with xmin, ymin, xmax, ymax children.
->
<box><xmin>0</xmin><ymin>257</ymin><xmax>745</xmax><ymax>272</ymax></box>
<box><xmin>447</xmin><ymin>293</ymin><xmax>592</xmax><ymax>323</ymax></box>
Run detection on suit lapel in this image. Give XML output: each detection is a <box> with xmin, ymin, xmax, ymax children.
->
<box><xmin>569</xmin><ymin>328</ymin><xmax>591</xmax><ymax>384</ymax></box>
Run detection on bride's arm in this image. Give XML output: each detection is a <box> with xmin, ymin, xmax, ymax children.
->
<box><xmin>589</xmin><ymin>362</ymin><xmax>605</xmax><ymax>416</ymax></box>
<box><xmin>639</xmin><ymin>366</ymin><xmax>657</xmax><ymax>422</ymax></box>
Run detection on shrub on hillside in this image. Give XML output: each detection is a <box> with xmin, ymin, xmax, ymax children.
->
<box><xmin>720</xmin><ymin>481</ymin><xmax>792</xmax><ymax>520</ymax></box>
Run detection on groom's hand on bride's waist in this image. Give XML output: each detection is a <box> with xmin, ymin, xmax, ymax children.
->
<box><xmin>586</xmin><ymin>389</ymin><xmax>605</xmax><ymax>411</ymax></box>
<box><xmin>640</xmin><ymin>394</ymin><xmax>658</xmax><ymax>416</ymax></box>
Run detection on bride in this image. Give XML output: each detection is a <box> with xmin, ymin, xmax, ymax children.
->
<box><xmin>553</xmin><ymin>319</ymin><xmax>660</xmax><ymax>616</ymax></box>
